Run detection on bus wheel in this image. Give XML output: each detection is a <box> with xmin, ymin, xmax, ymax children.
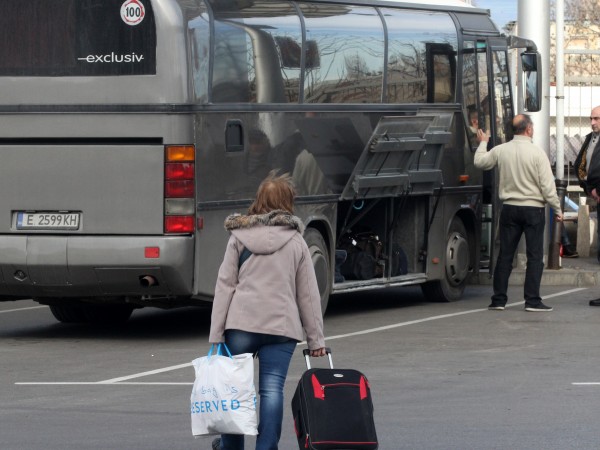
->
<box><xmin>49</xmin><ymin>301</ymin><xmax>134</xmax><ymax>325</ymax></box>
<box><xmin>304</xmin><ymin>228</ymin><xmax>331</xmax><ymax>315</ymax></box>
<box><xmin>48</xmin><ymin>303</ymin><xmax>88</xmax><ymax>323</ymax></box>
<box><xmin>421</xmin><ymin>217</ymin><xmax>470</xmax><ymax>302</ymax></box>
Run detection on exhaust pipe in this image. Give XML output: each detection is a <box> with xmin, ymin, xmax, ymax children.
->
<box><xmin>139</xmin><ymin>275</ymin><xmax>158</xmax><ymax>287</ymax></box>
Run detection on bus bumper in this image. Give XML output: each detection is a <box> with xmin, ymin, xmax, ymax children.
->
<box><xmin>0</xmin><ymin>235</ymin><xmax>194</xmax><ymax>299</ymax></box>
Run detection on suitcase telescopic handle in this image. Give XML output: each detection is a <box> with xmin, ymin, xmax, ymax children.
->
<box><xmin>302</xmin><ymin>347</ymin><xmax>333</xmax><ymax>369</ymax></box>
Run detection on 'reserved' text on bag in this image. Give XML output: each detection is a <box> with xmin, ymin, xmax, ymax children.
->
<box><xmin>191</xmin><ymin>344</ymin><xmax>258</xmax><ymax>436</ymax></box>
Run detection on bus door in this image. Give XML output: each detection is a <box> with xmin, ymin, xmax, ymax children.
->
<box><xmin>462</xmin><ymin>39</ymin><xmax>494</xmax><ymax>270</ymax></box>
<box><xmin>487</xmin><ymin>43</ymin><xmax>515</xmax><ymax>272</ymax></box>
<box><xmin>462</xmin><ymin>38</ymin><xmax>514</xmax><ymax>272</ymax></box>
<box><xmin>339</xmin><ymin>114</ymin><xmax>450</xmax><ymax>276</ymax></box>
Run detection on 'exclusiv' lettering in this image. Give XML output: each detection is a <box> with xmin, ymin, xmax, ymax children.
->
<box><xmin>77</xmin><ymin>52</ymin><xmax>144</xmax><ymax>63</ymax></box>
<box><xmin>190</xmin><ymin>399</ymin><xmax>241</xmax><ymax>414</ymax></box>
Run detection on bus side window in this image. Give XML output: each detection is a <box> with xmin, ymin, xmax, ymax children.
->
<box><xmin>299</xmin><ymin>4</ymin><xmax>384</xmax><ymax>104</ymax></box>
<box><xmin>189</xmin><ymin>12</ymin><xmax>210</xmax><ymax>103</ymax></box>
<box><xmin>491</xmin><ymin>50</ymin><xmax>513</xmax><ymax>144</ymax></box>
<box><xmin>462</xmin><ymin>41</ymin><xmax>490</xmax><ymax>148</ymax></box>
<box><xmin>384</xmin><ymin>9</ymin><xmax>458</xmax><ymax>104</ymax></box>
<box><xmin>211</xmin><ymin>20</ymin><xmax>252</xmax><ymax>103</ymax></box>
<box><xmin>210</xmin><ymin>1</ymin><xmax>302</xmax><ymax>103</ymax></box>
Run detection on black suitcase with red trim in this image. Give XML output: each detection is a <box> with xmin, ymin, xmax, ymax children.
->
<box><xmin>291</xmin><ymin>349</ymin><xmax>378</xmax><ymax>450</ymax></box>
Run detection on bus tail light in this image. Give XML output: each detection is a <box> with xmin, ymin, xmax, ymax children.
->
<box><xmin>165</xmin><ymin>180</ymin><xmax>194</xmax><ymax>198</ymax></box>
<box><xmin>165</xmin><ymin>162</ymin><xmax>194</xmax><ymax>179</ymax></box>
<box><xmin>165</xmin><ymin>216</ymin><xmax>195</xmax><ymax>233</ymax></box>
<box><xmin>164</xmin><ymin>145</ymin><xmax>195</xmax><ymax>234</ymax></box>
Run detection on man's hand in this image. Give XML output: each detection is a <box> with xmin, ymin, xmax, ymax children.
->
<box><xmin>555</xmin><ymin>212</ymin><xmax>563</xmax><ymax>222</ymax></box>
<box><xmin>477</xmin><ymin>129</ymin><xmax>489</xmax><ymax>143</ymax></box>
<box><xmin>592</xmin><ymin>188</ymin><xmax>600</xmax><ymax>202</ymax></box>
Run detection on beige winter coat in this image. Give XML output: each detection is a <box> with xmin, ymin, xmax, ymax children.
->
<box><xmin>208</xmin><ymin>210</ymin><xmax>325</xmax><ymax>350</ymax></box>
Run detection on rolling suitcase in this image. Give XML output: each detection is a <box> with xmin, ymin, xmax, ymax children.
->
<box><xmin>291</xmin><ymin>348</ymin><xmax>378</xmax><ymax>450</ymax></box>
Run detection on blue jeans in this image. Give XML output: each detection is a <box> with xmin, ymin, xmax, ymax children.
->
<box><xmin>491</xmin><ymin>204</ymin><xmax>545</xmax><ymax>307</ymax></box>
<box><xmin>219</xmin><ymin>330</ymin><xmax>297</xmax><ymax>450</ymax></box>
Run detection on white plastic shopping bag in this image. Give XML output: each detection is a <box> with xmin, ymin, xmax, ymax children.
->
<box><xmin>191</xmin><ymin>344</ymin><xmax>258</xmax><ymax>436</ymax></box>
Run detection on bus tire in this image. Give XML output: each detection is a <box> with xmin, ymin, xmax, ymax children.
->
<box><xmin>83</xmin><ymin>303</ymin><xmax>135</xmax><ymax>325</ymax></box>
<box><xmin>303</xmin><ymin>228</ymin><xmax>331</xmax><ymax>315</ymax></box>
<box><xmin>421</xmin><ymin>217</ymin><xmax>470</xmax><ymax>302</ymax></box>
<box><xmin>49</xmin><ymin>301</ymin><xmax>134</xmax><ymax>324</ymax></box>
<box><xmin>49</xmin><ymin>303</ymin><xmax>89</xmax><ymax>323</ymax></box>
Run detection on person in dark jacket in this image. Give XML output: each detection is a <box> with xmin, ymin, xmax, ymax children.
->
<box><xmin>574</xmin><ymin>105</ymin><xmax>600</xmax><ymax>305</ymax></box>
<box><xmin>209</xmin><ymin>171</ymin><xmax>327</xmax><ymax>450</ymax></box>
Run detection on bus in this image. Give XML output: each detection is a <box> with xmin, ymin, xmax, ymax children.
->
<box><xmin>0</xmin><ymin>0</ymin><xmax>542</xmax><ymax>324</ymax></box>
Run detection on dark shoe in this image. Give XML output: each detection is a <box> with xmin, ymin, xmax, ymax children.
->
<box><xmin>488</xmin><ymin>304</ymin><xmax>505</xmax><ymax>311</ymax></box>
<box><xmin>562</xmin><ymin>245</ymin><xmax>578</xmax><ymax>258</ymax></box>
<box><xmin>589</xmin><ymin>299</ymin><xmax>600</xmax><ymax>306</ymax></box>
<box><xmin>525</xmin><ymin>302</ymin><xmax>553</xmax><ymax>312</ymax></box>
<box><xmin>211</xmin><ymin>438</ymin><xmax>221</xmax><ymax>450</ymax></box>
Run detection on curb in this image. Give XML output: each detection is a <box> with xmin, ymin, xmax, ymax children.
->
<box><xmin>471</xmin><ymin>268</ymin><xmax>600</xmax><ymax>287</ymax></box>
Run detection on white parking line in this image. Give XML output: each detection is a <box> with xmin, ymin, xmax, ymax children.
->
<box><xmin>572</xmin><ymin>383</ymin><xmax>600</xmax><ymax>386</ymax></box>
<box><xmin>14</xmin><ymin>287</ymin><xmax>588</xmax><ymax>386</ymax></box>
<box><xmin>299</xmin><ymin>288</ymin><xmax>587</xmax><ymax>343</ymax></box>
<box><xmin>16</xmin><ymin>382</ymin><xmax>193</xmax><ymax>385</ymax></box>
<box><xmin>0</xmin><ymin>305</ymin><xmax>47</xmax><ymax>314</ymax></box>
<box><xmin>100</xmin><ymin>362</ymin><xmax>193</xmax><ymax>383</ymax></box>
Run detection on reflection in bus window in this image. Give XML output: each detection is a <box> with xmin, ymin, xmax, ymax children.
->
<box><xmin>492</xmin><ymin>50</ymin><xmax>513</xmax><ymax>144</ymax></box>
<box><xmin>382</xmin><ymin>9</ymin><xmax>457</xmax><ymax>103</ymax></box>
<box><xmin>462</xmin><ymin>41</ymin><xmax>490</xmax><ymax>147</ymax></box>
<box><xmin>299</xmin><ymin>4</ymin><xmax>384</xmax><ymax>103</ymax></box>
<box><xmin>210</xmin><ymin>19</ymin><xmax>253</xmax><ymax>102</ymax></box>
<box><xmin>462</xmin><ymin>42</ymin><xmax>479</xmax><ymax>147</ymax></box>
<box><xmin>189</xmin><ymin>12</ymin><xmax>210</xmax><ymax>102</ymax></box>
<box><xmin>210</xmin><ymin>1</ymin><xmax>301</xmax><ymax>103</ymax></box>
<box><xmin>477</xmin><ymin>48</ymin><xmax>490</xmax><ymax>133</ymax></box>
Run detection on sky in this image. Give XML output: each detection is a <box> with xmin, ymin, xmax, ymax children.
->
<box><xmin>473</xmin><ymin>0</ymin><xmax>518</xmax><ymax>29</ymax></box>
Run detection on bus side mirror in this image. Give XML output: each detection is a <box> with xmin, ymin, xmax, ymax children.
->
<box><xmin>521</xmin><ymin>52</ymin><xmax>542</xmax><ymax>112</ymax></box>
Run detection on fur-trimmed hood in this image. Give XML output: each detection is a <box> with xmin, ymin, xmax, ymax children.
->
<box><xmin>224</xmin><ymin>210</ymin><xmax>305</xmax><ymax>255</ymax></box>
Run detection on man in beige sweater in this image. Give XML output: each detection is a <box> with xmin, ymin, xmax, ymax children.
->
<box><xmin>475</xmin><ymin>114</ymin><xmax>563</xmax><ymax>312</ymax></box>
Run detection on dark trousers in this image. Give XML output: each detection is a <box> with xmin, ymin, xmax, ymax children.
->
<box><xmin>491</xmin><ymin>204</ymin><xmax>546</xmax><ymax>307</ymax></box>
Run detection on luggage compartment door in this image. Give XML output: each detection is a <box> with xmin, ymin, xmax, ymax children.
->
<box><xmin>340</xmin><ymin>113</ymin><xmax>451</xmax><ymax>200</ymax></box>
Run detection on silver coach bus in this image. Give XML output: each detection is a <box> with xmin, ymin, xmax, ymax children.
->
<box><xmin>0</xmin><ymin>0</ymin><xmax>541</xmax><ymax>324</ymax></box>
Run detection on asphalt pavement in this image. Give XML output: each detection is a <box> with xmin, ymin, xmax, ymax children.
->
<box><xmin>476</xmin><ymin>252</ymin><xmax>600</xmax><ymax>288</ymax></box>
<box><xmin>2</xmin><ymin>283</ymin><xmax>600</xmax><ymax>450</ymax></box>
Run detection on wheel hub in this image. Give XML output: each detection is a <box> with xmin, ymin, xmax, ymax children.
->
<box><xmin>445</xmin><ymin>231</ymin><xmax>469</xmax><ymax>286</ymax></box>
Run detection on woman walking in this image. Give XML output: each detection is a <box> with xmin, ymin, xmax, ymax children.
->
<box><xmin>209</xmin><ymin>172</ymin><xmax>327</xmax><ymax>450</ymax></box>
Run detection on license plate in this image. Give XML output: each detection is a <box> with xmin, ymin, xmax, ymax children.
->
<box><xmin>16</xmin><ymin>212</ymin><xmax>80</xmax><ymax>230</ymax></box>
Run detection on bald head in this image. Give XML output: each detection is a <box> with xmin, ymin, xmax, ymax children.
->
<box><xmin>591</xmin><ymin>106</ymin><xmax>600</xmax><ymax>134</ymax></box>
<box><xmin>512</xmin><ymin>114</ymin><xmax>533</xmax><ymax>136</ymax></box>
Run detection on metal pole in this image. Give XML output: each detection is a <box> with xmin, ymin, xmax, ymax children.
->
<box><xmin>547</xmin><ymin>0</ymin><xmax>566</xmax><ymax>270</ymax></box>
<box><xmin>519</xmin><ymin>0</ymin><xmax>550</xmax><ymax>154</ymax></box>
<box><xmin>555</xmin><ymin>0</ymin><xmax>565</xmax><ymax>180</ymax></box>
<box><xmin>548</xmin><ymin>179</ymin><xmax>567</xmax><ymax>269</ymax></box>
<box><xmin>518</xmin><ymin>0</ymin><xmax>552</xmax><ymax>268</ymax></box>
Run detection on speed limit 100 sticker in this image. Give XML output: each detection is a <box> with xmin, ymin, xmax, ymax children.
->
<box><xmin>121</xmin><ymin>0</ymin><xmax>145</xmax><ymax>26</ymax></box>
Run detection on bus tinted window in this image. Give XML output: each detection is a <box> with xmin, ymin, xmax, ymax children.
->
<box><xmin>492</xmin><ymin>50</ymin><xmax>513</xmax><ymax>143</ymax></box>
<box><xmin>382</xmin><ymin>9</ymin><xmax>457</xmax><ymax>103</ymax></box>
<box><xmin>0</xmin><ymin>0</ymin><xmax>156</xmax><ymax>76</ymax></box>
<box><xmin>299</xmin><ymin>4</ymin><xmax>384</xmax><ymax>104</ymax></box>
<box><xmin>211</xmin><ymin>1</ymin><xmax>301</xmax><ymax>103</ymax></box>
<box><xmin>189</xmin><ymin>11</ymin><xmax>210</xmax><ymax>103</ymax></box>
